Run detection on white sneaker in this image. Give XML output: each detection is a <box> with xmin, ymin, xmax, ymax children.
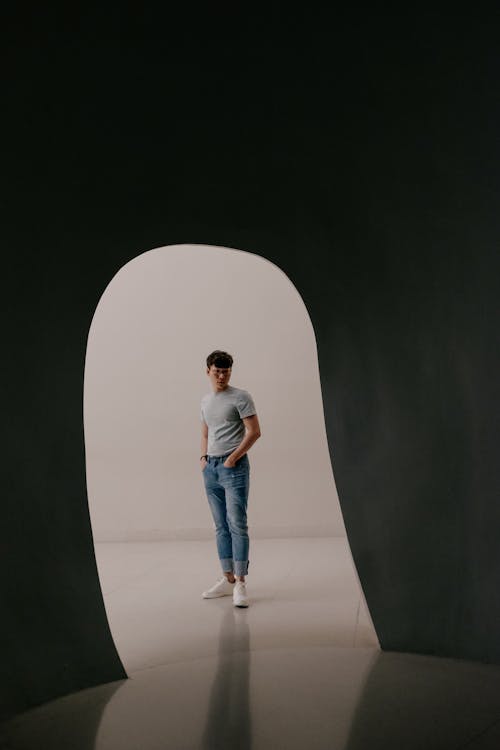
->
<box><xmin>202</xmin><ymin>576</ymin><xmax>235</xmax><ymax>599</ymax></box>
<box><xmin>233</xmin><ymin>581</ymin><xmax>249</xmax><ymax>608</ymax></box>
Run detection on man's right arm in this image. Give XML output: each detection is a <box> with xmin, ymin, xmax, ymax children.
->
<box><xmin>200</xmin><ymin>421</ymin><xmax>208</xmax><ymax>471</ymax></box>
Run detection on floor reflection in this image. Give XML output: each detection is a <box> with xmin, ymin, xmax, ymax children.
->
<box><xmin>3</xmin><ymin>644</ymin><xmax>500</xmax><ymax>748</ymax></box>
<box><xmin>201</xmin><ymin>606</ymin><xmax>251</xmax><ymax>749</ymax></box>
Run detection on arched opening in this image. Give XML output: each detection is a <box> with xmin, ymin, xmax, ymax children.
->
<box><xmin>83</xmin><ymin>243</ymin><xmax>378</xmax><ymax>673</ymax></box>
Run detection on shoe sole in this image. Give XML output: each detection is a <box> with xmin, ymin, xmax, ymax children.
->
<box><xmin>202</xmin><ymin>592</ymin><xmax>233</xmax><ymax>599</ymax></box>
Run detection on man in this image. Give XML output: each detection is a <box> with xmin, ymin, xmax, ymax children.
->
<box><xmin>200</xmin><ymin>350</ymin><xmax>261</xmax><ymax>607</ymax></box>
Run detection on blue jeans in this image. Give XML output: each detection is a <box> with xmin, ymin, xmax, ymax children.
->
<box><xmin>202</xmin><ymin>452</ymin><xmax>250</xmax><ymax>577</ymax></box>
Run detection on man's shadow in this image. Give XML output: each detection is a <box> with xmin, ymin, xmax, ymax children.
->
<box><xmin>201</xmin><ymin>604</ymin><xmax>252</xmax><ymax>749</ymax></box>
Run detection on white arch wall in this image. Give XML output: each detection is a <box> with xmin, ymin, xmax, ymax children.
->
<box><xmin>84</xmin><ymin>244</ymin><xmax>346</xmax><ymax>542</ymax></box>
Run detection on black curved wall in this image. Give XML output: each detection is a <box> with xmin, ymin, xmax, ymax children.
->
<box><xmin>3</xmin><ymin>11</ymin><xmax>500</xmax><ymax>720</ymax></box>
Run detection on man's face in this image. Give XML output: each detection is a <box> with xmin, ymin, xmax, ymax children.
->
<box><xmin>207</xmin><ymin>364</ymin><xmax>232</xmax><ymax>391</ymax></box>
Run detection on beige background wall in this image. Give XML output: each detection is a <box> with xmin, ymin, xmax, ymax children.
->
<box><xmin>84</xmin><ymin>244</ymin><xmax>347</xmax><ymax>542</ymax></box>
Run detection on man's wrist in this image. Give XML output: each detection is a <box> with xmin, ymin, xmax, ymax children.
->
<box><xmin>200</xmin><ymin>454</ymin><xmax>208</xmax><ymax>461</ymax></box>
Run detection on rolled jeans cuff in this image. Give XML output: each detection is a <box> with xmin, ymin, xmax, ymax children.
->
<box><xmin>234</xmin><ymin>560</ymin><xmax>249</xmax><ymax>577</ymax></box>
<box><xmin>220</xmin><ymin>558</ymin><xmax>233</xmax><ymax>573</ymax></box>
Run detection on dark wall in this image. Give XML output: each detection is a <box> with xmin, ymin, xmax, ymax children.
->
<box><xmin>2</xmin><ymin>10</ymin><xmax>500</xmax><ymax>720</ymax></box>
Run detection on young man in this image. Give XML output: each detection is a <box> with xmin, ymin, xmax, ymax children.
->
<box><xmin>200</xmin><ymin>350</ymin><xmax>261</xmax><ymax>607</ymax></box>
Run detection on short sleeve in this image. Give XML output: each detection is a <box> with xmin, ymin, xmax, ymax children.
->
<box><xmin>236</xmin><ymin>390</ymin><xmax>256</xmax><ymax>419</ymax></box>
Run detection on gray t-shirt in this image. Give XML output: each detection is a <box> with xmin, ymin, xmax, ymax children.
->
<box><xmin>201</xmin><ymin>385</ymin><xmax>257</xmax><ymax>456</ymax></box>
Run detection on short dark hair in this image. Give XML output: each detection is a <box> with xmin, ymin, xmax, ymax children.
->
<box><xmin>206</xmin><ymin>350</ymin><xmax>233</xmax><ymax>369</ymax></box>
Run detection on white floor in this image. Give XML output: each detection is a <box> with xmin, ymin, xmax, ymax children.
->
<box><xmin>94</xmin><ymin>537</ymin><xmax>379</xmax><ymax>674</ymax></box>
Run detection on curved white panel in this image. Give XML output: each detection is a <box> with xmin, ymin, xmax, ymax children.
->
<box><xmin>84</xmin><ymin>244</ymin><xmax>378</xmax><ymax>672</ymax></box>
